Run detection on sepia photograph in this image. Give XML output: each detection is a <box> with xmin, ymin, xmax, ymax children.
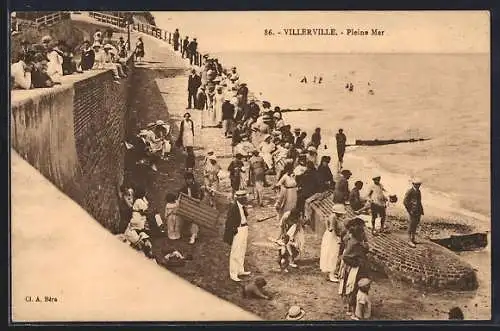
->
<box><xmin>10</xmin><ymin>10</ymin><xmax>490</xmax><ymax>322</ymax></box>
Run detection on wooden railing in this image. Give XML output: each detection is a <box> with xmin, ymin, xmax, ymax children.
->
<box><xmin>133</xmin><ymin>21</ymin><xmax>204</xmax><ymax>67</ymax></box>
<box><xmin>34</xmin><ymin>11</ymin><xmax>71</xmax><ymax>27</ymax></box>
<box><xmin>87</xmin><ymin>12</ymin><xmax>205</xmax><ymax>67</ymax></box>
<box><xmin>88</xmin><ymin>11</ymin><xmax>126</xmax><ymax>28</ymax></box>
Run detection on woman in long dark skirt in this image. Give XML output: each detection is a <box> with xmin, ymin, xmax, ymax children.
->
<box><xmin>337</xmin><ymin>217</ymin><xmax>369</xmax><ymax>317</ymax></box>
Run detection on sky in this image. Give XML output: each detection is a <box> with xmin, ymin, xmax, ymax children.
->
<box><xmin>152</xmin><ymin>11</ymin><xmax>490</xmax><ymax>54</ymax></box>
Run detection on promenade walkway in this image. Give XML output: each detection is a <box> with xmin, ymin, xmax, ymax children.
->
<box><xmin>10</xmin><ymin>16</ymin><xmax>259</xmax><ymax>322</ymax></box>
<box><xmin>127</xmin><ymin>31</ymin><xmax>488</xmax><ymax>320</ymax></box>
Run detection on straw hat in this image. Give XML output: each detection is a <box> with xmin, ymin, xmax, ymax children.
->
<box><xmin>372</xmin><ymin>175</ymin><xmax>381</xmax><ymax>180</ymax></box>
<box><xmin>103</xmin><ymin>43</ymin><xmax>113</xmax><ymax>49</ymax></box>
<box><xmin>156</xmin><ymin>120</ymin><xmax>166</xmax><ymax>126</ymax></box>
<box><xmin>332</xmin><ymin>204</ymin><xmax>346</xmax><ymax>214</ymax></box>
<box><xmin>307</xmin><ymin>146</ymin><xmax>317</xmax><ymax>152</ymax></box>
<box><xmin>138</xmin><ymin>129</ymin><xmax>148</xmax><ymax>136</ymax></box>
<box><xmin>358</xmin><ymin>278</ymin><xmax>371</xmax><ymax>288</ymax></box>
<box><xmin>286</xmin><ymin>306</ymin><xmax>305</xmax><ymax>320</ymax></box>
<box><xmin>235</xmin><ymin>190</ymin><xmax>248</xmax><ymax>198</ymax></box>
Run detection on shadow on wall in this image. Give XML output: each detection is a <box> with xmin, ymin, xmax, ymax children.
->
<box><xmin>125</xmin><ymin>66</ymin><xmax>188</xmax><ymax>216</ymax></box>
<box><xmin>11</xmin><ymin>61</ymin><xmax>134</xmax><ymax>234</ymax></box>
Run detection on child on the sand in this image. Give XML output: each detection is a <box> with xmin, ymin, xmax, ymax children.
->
<box><xmin>353</xmin><ymin>278</ymin><xmax>372</xmax><ymax>320</ymax></box>
<box><xmin>242</xmin><ymin>277</ymin><xmax>271</xmax><ymax>300</ymax></box>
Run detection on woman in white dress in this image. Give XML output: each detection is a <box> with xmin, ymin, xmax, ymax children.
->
<box><xmin>203</xmin><ymin>155</ymin><xmax>222</xmax><ymax>207</ymax></box>
<box><xmin>203</xmin><ymin>85</ymin><xmax>217</xmax><ymax>127</ymax></box>
<box><xmin>124</xmin><ymin>187</ymin><xmax>153</xmax><ymax>256</ymax></box>
<box><xmin>214</xmin><ymin>86</ymin><xmax>224</xmax><ymax>127</ymax></box>
<box><xmin>46</xmin><ymin>41</ymin><xmax>63</xmax><ymax>80</ymax></box>
<box><xmin>176</xmin><ymin>112</ymin><xmax>195</xmax><ymax>151</ymax></box>
<box><xmin>259</xmin><ymin>134</ymin><xmax>276</xmax><ymax>170</ymax></box>
<box><xmin>164</xmin><ymin>192</ymin><xmax>181</xmax><ymax>240</ymax></box>
<box><xmin>320</xmin><ymin>204</ymin><xmax>346</xmax><ymax>282</ymax></box>
<box><xmin>274</xmin><ymin>162</ymin><xmax>298</xmax><ymax>222</ymax></box>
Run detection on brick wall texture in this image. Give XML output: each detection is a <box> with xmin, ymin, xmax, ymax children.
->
<box><xmin>11</xmin><ymin>60</ymin><xmax>134</xmax><ymax>233</ymax></box>
<box><xmin>309</xmin><ymin>192</ymin><xmax>478</xmax><ymax>291</ymax></box>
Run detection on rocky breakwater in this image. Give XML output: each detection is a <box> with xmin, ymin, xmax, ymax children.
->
<box><xmin>308</xmin><ymin>191</ymin><xmax>478</xmax><ymax>291</ymax></box>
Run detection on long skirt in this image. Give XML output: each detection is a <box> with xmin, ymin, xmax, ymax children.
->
<box><xmin>338</xmin><ymin>261</ymin><xmax>368</xmax><ymax>309</ymax></box>
<box><xmin>319</xmin><ymin>230</ymin><xmax>340</xmax><ymax>273</ymax></box>
<box><xmin>275</xmin><ymin>186</ymin><xmax>298</xmax><ymax>220</ymax></box>
<box><xmin>182</xmin><ymin>131</ymin><xmax>194</xmax><ymax>148</ymax></box>
<box><xmin>203</xmin><ymin>108</ymin><xmax>217</xmax><ymax>127</ymax></box>
<box><xmin>262</xmin><ymin>153</ymin><xmax>273</xmax><ymax>169</ymax></box>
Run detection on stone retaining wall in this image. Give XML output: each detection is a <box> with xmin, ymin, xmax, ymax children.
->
<box><xmin>308</xmin><ymin>192</ymin><xmax>478</xmax><ymax>290</ymax></box>
<box><xmin>11</xmin><ymin>59</ymin><xmax>134</xmax><ymax>232</ymax></box>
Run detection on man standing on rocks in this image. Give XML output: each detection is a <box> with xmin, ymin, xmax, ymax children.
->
<box><xmin>224</xmin><ymin>190</ymin><xmax>252</xmax><ymax>282</ymax></box>
<box><xmin>403</xmin><ymin>178</ymin><xmax>424</xmax><ymax>248</ymax></box>
<box><xmin>187</xmin><ymin>69</ymin><xmax>201</xmax><ymax>109</ymax></box>
<box><xmin>367</xmin><ymin>175</ymin><xmax>388</xmax><ymax>235</ymax></box>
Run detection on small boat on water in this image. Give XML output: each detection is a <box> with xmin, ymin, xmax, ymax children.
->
<box><xmin>430</xmin><ymin>232</ymin><xmax>488</xmax><ymax>252</ymax></box>
<box><xmin>355</xmin><ymin>138</ymin><xmax>430</xmax><ymax>146</ymax></box>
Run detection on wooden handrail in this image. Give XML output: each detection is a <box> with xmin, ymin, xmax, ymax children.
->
<box><xmin>88</xmin><ymin>11</ymin><xmax>125</xmax><ymax>27</ymax></box>
<box><xmin>32</xmin><ymin>11</ymin><xmax>70</xmax><ymax>27</ymax></box>
<box><xmin>87</xmin><ymin>12</ymin><xmax>205</xmax><ymax>68</ymax></box>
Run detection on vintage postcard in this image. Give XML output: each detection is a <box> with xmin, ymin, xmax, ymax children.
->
<box><xmin>10</xmin><ymin>10</ymin><xmax>490</xmax><ymax>322</ymax></box>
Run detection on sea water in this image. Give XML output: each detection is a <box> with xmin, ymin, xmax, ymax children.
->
<box><xmin>213</xmin><ymin>52</ymin><xmax>490</xmax><ymax>221</ymax></box>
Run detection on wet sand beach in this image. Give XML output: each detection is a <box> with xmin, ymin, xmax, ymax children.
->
<box><xmin>127</xmin><ymin>31</ymin><xmax>490</xmax><ymax>320</ymax></box>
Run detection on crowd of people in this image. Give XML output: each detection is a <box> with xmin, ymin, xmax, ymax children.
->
<box><xmin>10</xmin><ymin>28</ymin><xmax>147</xmax><ymax>89</ymax></box>
<box><xmin>111</xmin><ymin>29</ymin><xmax>438</xmax><ymax>320</ymax></box>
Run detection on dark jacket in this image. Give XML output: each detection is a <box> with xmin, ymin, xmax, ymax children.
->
<box><xmin>183</xmin><ymin>38</ymin><xmax>189</xmax><ymax>49</ymax></box>
<box><xmin>234</xmin><ymin>107</ymin><xmax>245</xmax><ymax>122</ymax></box>
<box><xmin>232</xmin><ymin>126</ymin><xmax>245</xmax><ymax>147</ymax></box>
<box><xmin>173</xmin><ymin>31</ymin><xmax>180</xmax><ymax>45</ymax></box>
<box><xmin>80</xmin><ymin>48</ymin><xmax>95</xmax><ymax>71</ymax></box>
<box><xmin>316</xmin><ymin>164</ymin><xmax>334</xmax><ymax>191</ymax></box>
<box><xmin>188</xmin><ymin>74</ymin><xmax>202</xmax><ymax>92</ymax></box>
<box><xmin>223</xmin><ymin>202</ymin><xmax>248</xmax><ymax>245</ymax></box>
<box><xmin>403</xmin><ymin>187</ymin><xmax>424</xmax><ymax>216</ymax></box>
<box><xmin>188</xmin><ymin>41</ymin><xmax>198</xmax><ymax>53</ymax></box>
<box><xmin>31</xmin><ymin>68</ymin><xmax>53</xmax><ymax>88</ymax></box>
<box><xmin>333</xmin><ymin>176</ymin><xmax>349</xmax><ymax>203</ymax></box>
<box><xmin>349</xmin><ymin>187</ymin><xmax>364</xmax><ymax>211</ymax></box>
<box><xmin>178</xmin><ymin>182</ymin><xmax>204</xmax><ymax>200</ymax></box>
<box><xmin>246</xmin><ymin>102</ymin><xmax>260</xmax><ymax>120</ymax></box>
<box><xmin>342</xmin><ymin>235</ymin><xmax>368</xmax><ymax>268</ymax></box>
<box><xmin>222</xmin><ymin>101</ymin><xmax>235</xmax><ymax>120</ymax></box>
<box><xmin>297</xmin><ymin>169</ymin><xmax>319</xmax><ymax>198</ymax></box>
<box><xmin>311</xmin><ymin>132</ymin><xmax>321</xmax><ymax>148</ymax></box>
<box><xmin>196</xmin><ymin>89</ymin><xmax>207</xmax><ymax>110</ymax></box>
<box><xmin>336</xmin><ymin>133</ymin><xmax>347</xmax><ymax>147</ymax></box>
